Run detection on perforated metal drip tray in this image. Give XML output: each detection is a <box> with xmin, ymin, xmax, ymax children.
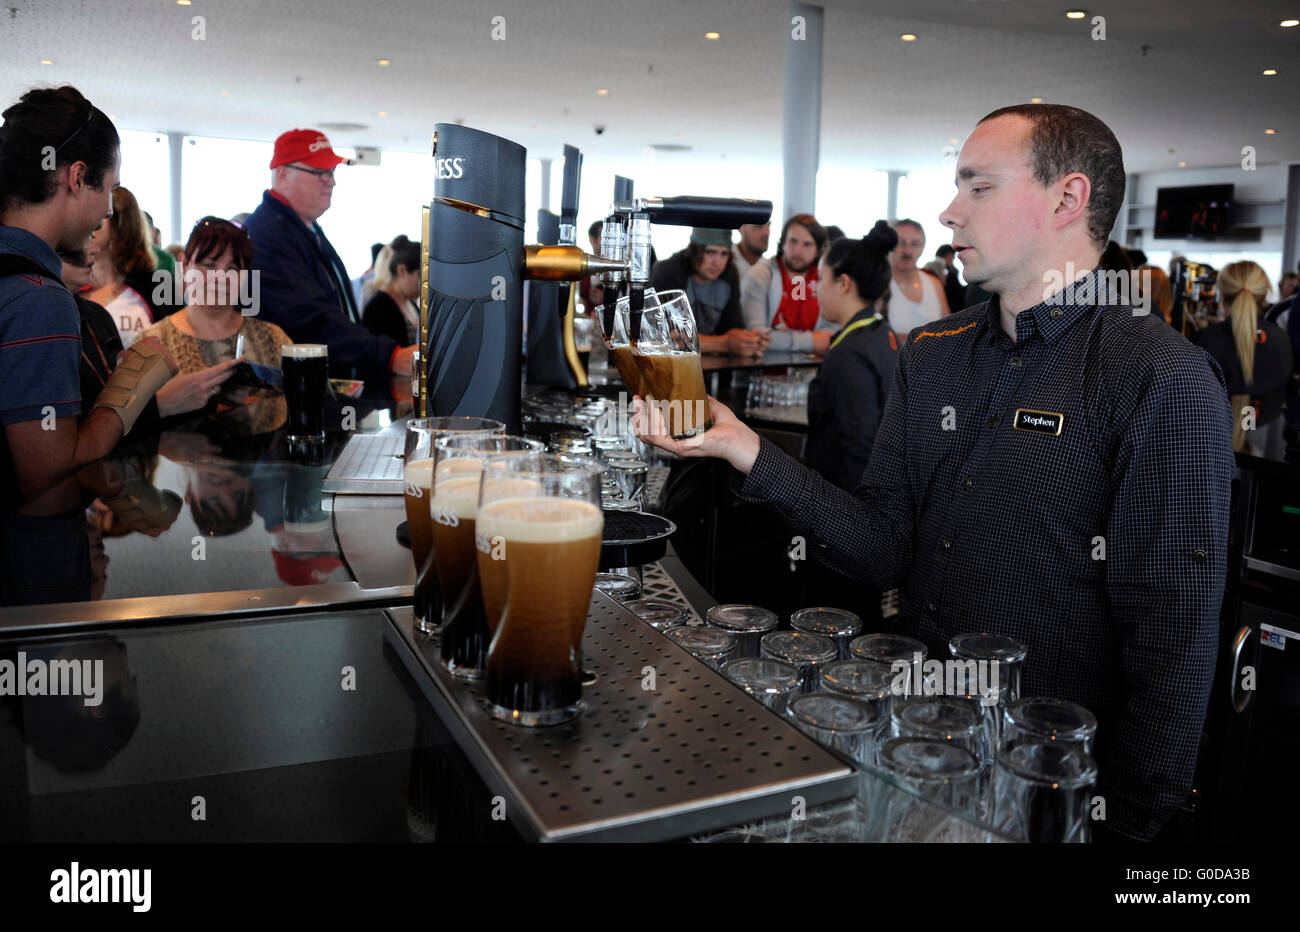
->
<box><xmin>383</xmin><ymin>592</ymin><xmax>855</xmax><ymax>842</ymax></box>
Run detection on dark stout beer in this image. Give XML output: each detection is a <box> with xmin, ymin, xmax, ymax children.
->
<box><xmin>480</xmin><ymin>496</ymin><xmax>602</xmax><ymax>725</ymax></box>
<box><xmin>281</xmin><ymin>344</ymin><xmax>328</xmax><ymax>440</ymax></box>
<box><xmin>403</xmin><ymin>457</ymin><xmax>440</xmax><ymax>629</ymax></box>
<box><xmin>432</xmin><ymin>473</ymin><xmax>487</xmax><ymax>679</ymax></box>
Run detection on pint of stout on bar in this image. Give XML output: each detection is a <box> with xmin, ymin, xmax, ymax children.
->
<box><xmin>431</xmin><ymin>434</ymin><xmax>543</xmax><ymax>679</ymax></box>
<box><xmin>477</xmin><ymin>455</ymin><xmax>604</xmax><ymax>726</ymax></box>
<box><xmin>404</xmin><ymin>416</ymin><xmax>504</xmax><ymax>636</ymax></box>
<box><xmin>282</xmin><ymin>344</ymin><xmax>329</xmax><ymax>441</ymax></box>
<box><xmin>605</xmin><ymin>289</ymin><xmax>712</xmax><ymax>440</ymax></box>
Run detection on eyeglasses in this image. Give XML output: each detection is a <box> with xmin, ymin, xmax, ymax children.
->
<box><xmin>286</xmin><ymin>164</ymin><xmax>336</xmax><ymax>181</ymax></box>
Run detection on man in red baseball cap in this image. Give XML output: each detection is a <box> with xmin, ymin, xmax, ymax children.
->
<box><xmin>243</xmin><ymin>129</ymin><xmax>416</xmax><ymax>385</ymax></box>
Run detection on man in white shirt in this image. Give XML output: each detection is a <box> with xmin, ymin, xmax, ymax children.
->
<box><xmin>731</xmin><ymin>221</ymin><xmax>770</xmax><ymax>279</ymax></box>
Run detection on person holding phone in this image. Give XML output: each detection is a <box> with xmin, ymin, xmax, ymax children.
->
<box><xmin>140</xmin><ymin>216</ymin><xmax>291</xmax><ymax>410</ymax></box>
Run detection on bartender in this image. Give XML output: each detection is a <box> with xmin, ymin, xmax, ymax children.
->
<box><xmin>636</xmin><ymin>103</ymin><xmax>1235</xmax><ymax>843</ymax></box>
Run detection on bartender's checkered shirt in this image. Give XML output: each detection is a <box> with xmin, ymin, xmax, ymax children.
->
<box><xmin>738</xmin><ymin>269</ymin><xmax>1234</xmax><ymax>842</ymax></box>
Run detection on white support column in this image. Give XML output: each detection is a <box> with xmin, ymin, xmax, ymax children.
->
<box><xmin>782</xmin><ymin>2</ymin><xmax>823</xmax><ymax>221</ymax></box>
<box><xmin>886</xmin><ymin>171</ymin><xmax>902</xmax><ymax>223</ymax></box>
<box><xmin>539</xmin><ymin>158</ymin><xmax>553</xmax><ymax>214</ymax></box>
<box><xmin>167</xmin><ymin>131</ymin><xmax>184</xmax><ymax>246</ymax></box>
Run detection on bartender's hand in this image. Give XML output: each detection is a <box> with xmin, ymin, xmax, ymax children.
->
<box><xmin>633</xmin><ymin>394</ymin><xmax>762</xmax><ymax>475</ymax></box>
<box><xmin>156</xmin><ymin>358</ymin><xmax>241</xmax><ymax>417</ymax></box>
<box><xmin>391</xmin><ymin>344</ymin><xmax>417</xmax><ymax>376</ymax></box>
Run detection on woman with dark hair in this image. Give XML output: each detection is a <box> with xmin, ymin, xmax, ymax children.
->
<box><xmin>140</xmin><ymin>217</ymin><xmax>291</xmax><ymax>411</ymax></box>
<box><xmin>805</xmin><ymin>220</ymin><xmax>900</xmax><ymax>492</ymax></box>
<box><xmin>362</xmin><ymin>234</ymin><xmax>421</xmax><ymax>346</ymax></box>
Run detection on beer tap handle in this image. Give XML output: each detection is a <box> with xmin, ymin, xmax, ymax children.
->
<box><xmin>614</xmin><ymin>196</ymin><xmax>772</xmax><ymax>230</ymax></box>
<box><xmin>558</xmin><ymin>145</ymin><xmax>582</xmax><ymax>246</ymax></box>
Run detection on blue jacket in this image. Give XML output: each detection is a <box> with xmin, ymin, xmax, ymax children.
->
<box><xmin>244</xmin><ymin>190</ymin><xmax>398</xmax><ymax>382</ymax></box>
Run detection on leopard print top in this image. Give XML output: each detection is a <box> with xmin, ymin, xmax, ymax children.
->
<box><xmin>141</xmin><ymin>314</ymin><xmax>292</xmax><ymax>374</ymax></box>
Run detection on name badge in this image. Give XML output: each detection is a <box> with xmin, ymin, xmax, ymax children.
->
<box><xmin>1013</xmin><ymin>408</ymin><xmax>1064</xmax><ymax>436</ymax></box>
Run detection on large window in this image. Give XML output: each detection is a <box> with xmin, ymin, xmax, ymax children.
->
<box><xmin>118</xmin><ymin>130</ymin><xmax>172</xmax><ymax>244</ymax></box>
<box><xmin>179</xmin><ymin>135</ymin><xmax>274</xmax><ymax>247</ymax></box>
<box><xmin>815</xmin><ymin>167</ymin><xmax>890</xmax><ymax>238</ymax></box>
<box><xmin>896</xmin><ymin>169</ymin><xmax>958</xmax><ymax>265</ymax></box>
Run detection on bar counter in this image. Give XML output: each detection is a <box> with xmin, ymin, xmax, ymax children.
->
<box><xmin>0</xmin><ymin>389</ymin><xmax>1006</xmax><ymax>843</ymax></box>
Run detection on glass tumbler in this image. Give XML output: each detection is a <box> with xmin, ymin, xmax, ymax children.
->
<box><xmin>992</xmin><ymin>741</ymin><xmax>1098</xmax><ymax>843</ymax></box>
<box><xmin>706</xmin><ymin>605</ymin><xmax>779</xmax><ymax>658</ymax></box>
<box><xmin>790</xmin><ymin>607</ymin><xmax>864</xmax><ymax>659</ymax></box>
<box><xmin>787</xmin><ymin>694</ymin><xmax>880</xmax><ymax>768</ymax></box>
<box><xmin>722</xmin><ymin>658</ymin><xmax>801</xmax><ymax>714</ymax></box>
<box><xmin>1002</xmin><ymin>697</ymin><xmax>1098</xmax><ymax>755</ymax></box>
<box><xmin>666</xmin><ymin>626</ymin><xmax>737</xmax><ymax>671</ymax></box>
<box><xmin>760</xmin><ymin>631</ymin><xmax>838</xmax><ymax>693</ymax></box>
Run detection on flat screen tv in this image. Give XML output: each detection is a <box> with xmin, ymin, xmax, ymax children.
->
<box><xmin>1154</xmin><ymin>184</ymin><xmax>1233</xmax><ymax>239</ymax></box>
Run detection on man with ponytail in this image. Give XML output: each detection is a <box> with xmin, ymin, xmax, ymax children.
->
<box><xmin>639</xmin><ymin>103</ymin><xmax>1235</xmax><ymax>843</ymax></box>
<box><xmin>1197</xmin><ymin>261</ymin><xmax>1292</xmax><ymax>455</ymax></box>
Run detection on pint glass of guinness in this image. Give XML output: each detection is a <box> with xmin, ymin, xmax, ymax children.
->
<box><xmin>405</xmin><ymin>416</ymin><xmax>504</xmax><ymax>635</ymax></box>
<box><xmin>615</xmin><ymin>290</ymin><xmax>712</xmax><ymax>439</ymax></box>
<box><xmin>478</xmin><ymin>455</ymin><xmax>603</xmax><ymax>726</ymax></box>
<box><xmin>431</xmin><ymin>434</ymin><xmax>542</xmax><ymax>679</ymax></box>
<box><xmin>282</xmin><ymin>344</ymin><xmax>329</xmax><ymax>441</ymax></box>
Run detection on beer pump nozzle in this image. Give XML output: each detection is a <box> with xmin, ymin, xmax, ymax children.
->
<box><xmin>612</xmin><ymin>196</ymin><xmax>773</xmax><ymax>230</ymax></box>
<box><xmin>523</xmin><ymin>245</ymin><xmax>628</xmax><ymax>281</ymax></box>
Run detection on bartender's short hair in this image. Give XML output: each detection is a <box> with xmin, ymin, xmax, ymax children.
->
<box><xmin>978</xmin><ymin>103</ymin><xmax>1125</xmax><ymax>249</ymax></box>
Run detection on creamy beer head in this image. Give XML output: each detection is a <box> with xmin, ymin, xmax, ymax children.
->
<box><xmin>404</xmin><ymin>457</ymin><xmax>433</xmax><ymax>488</ymax></box>
<box><xmin>282</xmin><ymin>343</ymin><xmax>328</xmax><ymax>359</ymax></box>
<box><xmin>432</xmin><ymin>474</ymin><xmax>481</xmax><ymax>522</ymax></box>
<box><xmin>477</xmin><ymin>496</ymin><xmax>603</xmax><ymax>542</ymax></box>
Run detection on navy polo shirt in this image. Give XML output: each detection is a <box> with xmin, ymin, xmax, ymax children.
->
<box><xmin>738</xmin><ymin>268</ymin><xmax>1235</xmax><ymax>841</ymax></box>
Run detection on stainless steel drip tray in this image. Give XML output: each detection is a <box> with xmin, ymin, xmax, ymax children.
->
<box><xmin>383</xmin><ymin>594</ymin><xmax>855</xmax><ymax>842</ymax></box>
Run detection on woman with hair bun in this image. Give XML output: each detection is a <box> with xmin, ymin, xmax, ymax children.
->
<box><xmin>1197</xmin><ymin>260</ymin><xmax>1292</xmax><ymax>455</ymax></box>
<box><xmin>805</xmin><ymin>219</ymin><xmax>900</xmax><ymax>492</ymax></box>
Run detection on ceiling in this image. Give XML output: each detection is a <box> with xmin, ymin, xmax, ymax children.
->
<box><xmin>2</xmin><ymin>0</ymin><xmax>1297</xmax><ymax>175</ymax></box>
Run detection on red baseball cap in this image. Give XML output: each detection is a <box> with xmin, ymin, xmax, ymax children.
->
<box><xmin>269</xmin><ymin>129</ymin><xmax>353</xmax><ymax>170</ymax></box>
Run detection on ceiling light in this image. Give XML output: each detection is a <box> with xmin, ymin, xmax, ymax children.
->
<box><xmin>1265</xmin><ymin>128</ymin><xmax>1277</xmax><ymax>134</ymax></box>
<box><xmin>900</xmin><ymin>33</ymin><xmax>917</xmax><ymax>42</ymax></box>
<box><xmin>1031</xmin><ymin>97</ymin><xmax>1043</xmax><ymax>103</ymax></box>
<box><xmin>377</xmin><ymin>59</ymin><xmax>391</xmax><ymax>67</ymax></box>
<box><xmin>949</xmin><ymin>138</ymin><xmax>959</xmax><ymax>144</ymax></box>
<box><xmin>705</xmin><ymin>32</ymin><xmax>720</xmax><ymax>40</ymax></box>
<box><xmin>1065</xmin><ymin>10</ymin><xmax>1086</xmax><ymax>19</ymax></box>
<box><xmin>1280</xmin><ymin>19</ymin><xmax>1299</xmax><ymax>28</ymax></box>
<box><xmin>220</xmin><ymin>91</ymin><xmax>230</xmax><ymax>96</ymax></box>
<box><xmin>39</xmin><ymin>59</ymin><xmax>52</xmax><ymax>65</ymax></box>
<box><xmin>378</xmin><ymin>111</ymin><xmax>387</xmax><ymax>117</ymax></box>
<box><xmin>177</xmin><ymin>0</ymin><xmax>192</xmax><ymax>5</ymax></box>
<box><xmin>1178</xmin><ymin>161</ymin><xmax>1187</xmax><ymax>167</ymax></box>
<box><xmin>1262</xmin><ymin>68</ymin><xmax>1278</xmax><ymax>75</ymax></box>
<box><xmin>597</xmin><ymin>88</ymin><xmax>608</xmax><ymax>96</ymax></box>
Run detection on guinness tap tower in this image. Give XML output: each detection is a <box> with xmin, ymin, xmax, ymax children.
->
<box><xmin>422</xmin><ymin>124</ymin><xmax>528</xmax><ymax>433</ymax></box>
